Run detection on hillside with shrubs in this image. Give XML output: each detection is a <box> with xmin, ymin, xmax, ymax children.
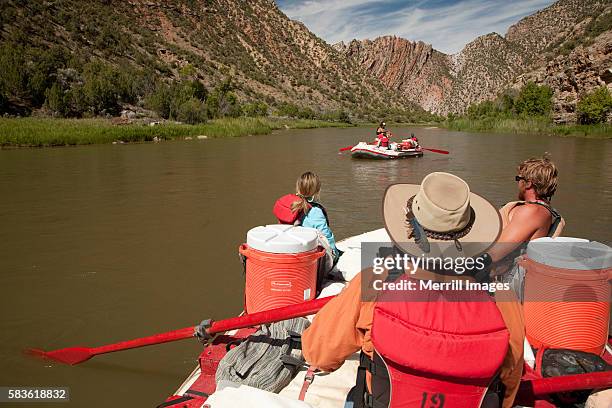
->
<box><xmin>0</xmin><ymin>0</ymin><xmax>437</xmax><ymax>124</ymax></box>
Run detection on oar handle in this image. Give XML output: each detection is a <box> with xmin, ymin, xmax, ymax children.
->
<box><xmin>208</xmin><ymin>296</ymin><xmax>333</xmax><ymax>334</ymax></box>
<box><xmin>524</xmin><ymin>371</ymin><xmax>612</xmax><ymax>396</ymax></box>
<box><xmin>515</xmin><ymin>371</ymin><xmax>612</xmax><ymax>406</ymax></box>
<box><xmin>92</xmin><ymin>326</ymin><xmax>196</xmax><ymax>355</ymax></box>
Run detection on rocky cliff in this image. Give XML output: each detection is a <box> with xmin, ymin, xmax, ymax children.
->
<box><xmin>338</xmin><ymin>37</ymin><xmax>453</xmax><ymax>113</ymax></box>
<box><xmin>337</xmin><ymin>0</ymin><xmax>611</xmax><ymax>120</ymax></box>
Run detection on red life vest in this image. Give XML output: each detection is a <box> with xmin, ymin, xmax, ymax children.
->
<box><xmin>273</xmin><ymin>194</ymin><xmax>309</xmax><ymax>224</ymax></box>
<box><xmin>360</xmin><ymin>275</ymin><xmax>510</xmax><ymax>408</ymax></box>
<box><xmin>273</xmin><ymin>195</ymin><xmax>331</xmax><ymax>226</ymax></box>
<box><xmin>379</xmin><ymin>135</ymin><xmax>389</xmax><ymax>148</ymax></box>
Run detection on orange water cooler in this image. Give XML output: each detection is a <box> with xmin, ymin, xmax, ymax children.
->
<box><xmin>239</xmin><ymin>225</ymin><xmax>325</xmax><ymax>314</ymax></box>
<box><xmin>522</xmin><ymin>237</ymin><xmax>612</xmax><ymax>355</ymax></box>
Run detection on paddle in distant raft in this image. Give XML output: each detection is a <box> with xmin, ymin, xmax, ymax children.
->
<box><xmin>25</xmin><ymin>296</ymin><xmax>334</xmax><ymax>365</ymax></box>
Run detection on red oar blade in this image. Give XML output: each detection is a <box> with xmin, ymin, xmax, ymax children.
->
<box><xmin>422</xmin><ymin>147</ymin><xmax>449</xmax><ymax>155</ymax></box>
<box><xmin>25</xmin><ymin>347</ymin><xmax>93</xmax><ymax>365</ymax></box>
<box><xmin>338</xmin><ymin>145</ymin><xmax>354</xmax><ymax>152</ymax></box>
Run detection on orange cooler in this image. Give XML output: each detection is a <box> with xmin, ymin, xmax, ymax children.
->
<box><xmin>239</xmin><ymin>225</ymin><xmax>325</xmax><ymax>314</ymax></box>
<box><xmin>522</xmin><ymin>238</ymin><xmax>612</xmax><ymax>355</ymax></box>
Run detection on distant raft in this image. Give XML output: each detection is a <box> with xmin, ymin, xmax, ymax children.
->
<box><xmin>350</xmin><ymin>141</ymin><xmax>423</xmax><ymax>159</ymax></box>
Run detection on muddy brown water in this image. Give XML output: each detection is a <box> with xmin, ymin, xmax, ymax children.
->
<box><xmin>0</xmin><ymin>127</ymin><xmax>610</xmax><ymax>407</ymax></box>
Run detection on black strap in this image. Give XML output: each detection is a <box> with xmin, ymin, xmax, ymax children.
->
<box><xmin>280</xmin><ymin>354</ymin><xmax>309</xmax><ymax>369</ymax></box>
<box><xmin>525</xmin><ymin>201</ymin><xmax>562</xmax><ymax>237</ymax></box>
<box><xmin>310</xmin><ymin>201</ymin><xmax>331</xmax><ymax>226</ymax></box>
<box><xmin>185</xmin><ymin>389</ymin><xmax>209</xmax><ymax>398</ymax></box>
<box><xmin>156</xmin><ymin>395</ymin><xmax>194</xmax><ymax>408</ymax></box>
<box><xmin>352</xmin><ymin>352</ymin><xmax>390</xmax><ymax>408</ymax></box>
<box><xmin>352</xmin><ymin>352</ymin><xmax>369</xmax><ymax>408</ymax></box>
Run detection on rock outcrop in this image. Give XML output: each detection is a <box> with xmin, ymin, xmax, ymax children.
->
<box><xmin>342</xmin><ymin>36</ymin><xmax>452</xmax><ymax>112</ymax></box>
<box><xmin>513</xmin><ymin>31</ymin><xmax>612</xmax><ymax>123</ymax></box>
<box><xmin>337</xmin><ymin>0</ymin><xmax>611</xmax><ymax>120</ymax></box>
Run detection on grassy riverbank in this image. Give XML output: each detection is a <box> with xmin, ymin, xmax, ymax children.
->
<box><xmin>0</xmin><ymin>117</ymin><xmax>352</xmax><ymax>147</ymax></box>
<box><xmin>444</xmin><ymin>117</ymin><xmax>612</xmax><ymax>138</ymax></box>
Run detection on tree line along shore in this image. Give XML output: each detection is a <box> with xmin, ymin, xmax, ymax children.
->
<box><xmin>1</xmin><ymin>43</ymin><xmax>610</xmax><ymax>148</ymax></box>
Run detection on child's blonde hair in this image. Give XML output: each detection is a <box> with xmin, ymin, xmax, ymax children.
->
<box><xmin>291</xmin><ymin>171</ymin><xmax>321</xmax><ymax>214</ymax></box>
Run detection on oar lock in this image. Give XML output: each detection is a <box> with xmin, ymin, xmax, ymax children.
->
<box><xmin>194</xmin><ymin>319</ymin><xmax>213</xmax><ymax>344</ymax></box>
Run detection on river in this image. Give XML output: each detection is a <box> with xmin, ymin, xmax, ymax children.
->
<box><xmin>0</xmin><ymin>127</ymin><xmax>610</xmax><ymax>406</ymax></box>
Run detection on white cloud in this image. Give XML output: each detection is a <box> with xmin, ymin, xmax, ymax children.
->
<box><xmin>278</xmin><ymin>0</ymin><xmax>555</xmax><ymax>54</ymax></box>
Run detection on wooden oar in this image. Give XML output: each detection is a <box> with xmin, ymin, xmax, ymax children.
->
<box><xmin>26</xmin><ymin>296</ymin><xmax>334</xmax><ymax>365</ymax></box>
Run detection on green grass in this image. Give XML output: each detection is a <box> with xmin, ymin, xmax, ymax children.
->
<box><xmin>0</xmin><ymin>117</ymin><xmax>352</xmax><ymax>148</ymax></box>
<box><xmin>444</xmin><ymin>117</ymin><xmax>612</xmax><ymax>139</ymax></box>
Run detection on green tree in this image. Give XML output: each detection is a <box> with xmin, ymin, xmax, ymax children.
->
<box><xmin>576</xmin><ymin>86</ymin><xmax>612</xmax><ymax>124</ymax></box>
<box><xmin>205</xmin><ymin>91</ymin><xmax>220</xmax><ymax>119</ymax></box>
<box><xmin>179</xmin><ymin>64</ymin><xmax>196</xmax><ymax>78</ymax></box>
<box><xmin>44</xmin><ymin>82</ymin><xmax>67</xmax><ymax>116</ymax></box>
<box><xmin>81</xmin><ymin>61</ymin><xmax>121</xmax><ymax>115</ymax></box>
<box><xmin>65</xmin><ymin>86</ymin><xmax>88</xmax><ymax>117</ymax></box>
<box><xmin>514</xmin><ymin>82</ymin><xmax>553</xmax><ymax>116</ymax></box>
<box><xmin>177</xmin><ymin>97</ymin><xmax>207</xmax><ymax>124</ymax></box>
<box><xmin>220</xmin><ymin>92</ymin><xmax>242</xmax><ymax>117</ymax></box>
<box><xmin>243</xmin><ymin>102</ymin><xmax>268</xmax><ymax>117</ymax></box>
<box><xmin>145</xmin><ymin>83</ymin><xmax>171</xmax><ymax>119</ymax></box>
<box><xmin>467</xmin><ymin>100</ymin><xmax>499</xmax><ymax>119</ymax></box>
<box><xmin>28</xmin><ymin>47</ymin><xmax>68</xmax><ymax>106</ymax></box>
<box><xmin>338</xmin><ymin>109</ymin><xmax>351</xmax><ymax>124</ymax></box>
<box><xmin>185</xmin><ymin>80</ymin><xmax>207</xmax><ymax>101</ymax></box>
<box><xmin>0</xmin><ymin>43</ymin><xmax>28</xmax><ymax>98</ymax></box>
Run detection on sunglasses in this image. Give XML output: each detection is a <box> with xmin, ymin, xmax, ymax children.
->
<box><xmin>515</xmin><ymin>175</ymin><xmax>527</xmax><ymax>182</ymax></box>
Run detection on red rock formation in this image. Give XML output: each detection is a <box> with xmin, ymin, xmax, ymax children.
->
<box><xmin>342</xmin><ymin>36</ymin><xmax>453</xmax><ymax>112</ymax></box>
<box><xmin>338</xmin><ymin>0</ymin><xmax>611</xmax><ymax>120</ymax></box>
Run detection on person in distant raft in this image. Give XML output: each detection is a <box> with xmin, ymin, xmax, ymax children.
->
<box><xmin>374</xmin><ymin>122</ymin><xmax>391</xmax><ymax>149</ymax></box>
<box><xmin>273</xmin><ymin>172</ymin><xmax>339</xmax><ymax>262</ymax></box>
<box><xmin>375</xmin><ymin>122</ymin><xmax>386</xmax><ymax>138</ymax></box>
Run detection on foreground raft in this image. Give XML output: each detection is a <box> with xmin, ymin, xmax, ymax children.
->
<box><xmin>160</xmin><ymin>229</ymin><xmax>612</xmax><ymax>408</ymax></box>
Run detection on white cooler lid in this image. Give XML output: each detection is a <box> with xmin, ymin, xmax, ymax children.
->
<box><xmin>247</xmin><ymin>225</ymin><xmax>318</xmax><ymax>254</ymax></box>
<box><xmin>526</xmin><ymin>237</ymin><xmax>612</xmax><ymax>270</ymax></box>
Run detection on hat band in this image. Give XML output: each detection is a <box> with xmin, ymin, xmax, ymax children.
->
<box><xmin>404</xmin><ymin>196</ymin><xmax>476</xmax><ymax>251</ymax></box>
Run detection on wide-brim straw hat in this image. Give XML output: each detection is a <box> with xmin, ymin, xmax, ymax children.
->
<box><xmin>383</xmin><ymin>172</ymin><xmax>501</xmax><ymax>259</ymax></box>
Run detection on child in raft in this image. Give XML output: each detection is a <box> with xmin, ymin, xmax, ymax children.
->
<box><xmin>293</xmin><ymin>171</ymin><xmax>339</xmax><ymax>260</ymax></box>
<box><xmin>274</xmin><ymin>172</ymin><xmax>340</xmax><ymax>262</ymax></box>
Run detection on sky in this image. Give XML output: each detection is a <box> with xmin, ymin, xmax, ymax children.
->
<box><xmin>276</xmin><ymin>0</ymin><xmax>556</xmax><ymax>54</ymax></box>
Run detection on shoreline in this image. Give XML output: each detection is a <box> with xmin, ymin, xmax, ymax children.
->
<box><xmin>441</xmin><ymin>117</ymin><xmax>612</xmax><ymax>139</ymax></box>
<box><xmin>2</xmin><ymin>116</ymin><xmax>610</xmax><ymax>149</ymax></box>
<box><xmin>0</xmin><ymin>117</ymin><xmax>354</xmax><ymax>149</ymax></box>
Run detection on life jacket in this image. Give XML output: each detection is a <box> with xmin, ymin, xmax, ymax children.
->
<box><xmin>354</xmin><ymin>275</ymin><xmax>510</xmax><ymax>408</ymax></box>
<box><xmin>273</xmin><ymin>194</ymin><xmax>309</xmax><ymax>224</ymax></box>
<box><xmin>379</xmin><ymin>135</ymin><xmax>389</xmax><ymax>148</ymax></box>
<box><xmin>273</xmin><ymin>195</ymin><xmax>330</xmax><ymax>226</ymax></box>
<box><xmin>499</xmin><ymin>201</ymin><xmax>564</xmax><ymax>238</ymax></box>
<box><xmin>496</xmin><ymin>201</ymin><xmax>565</xmax><ymax>274</ymax></box>
<box><xmin>309</xmin><ymin>201</ymin><xmax>331</xmax><ymax>227</ymax></box>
